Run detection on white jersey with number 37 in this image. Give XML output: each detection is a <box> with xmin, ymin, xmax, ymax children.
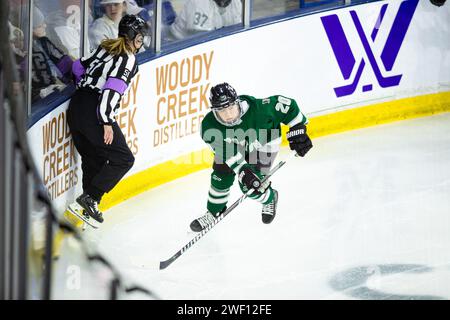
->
<box><xmin>170</xmin><ymin>0</ymin><xmax>242</xmax><ymax>39</ymax></box>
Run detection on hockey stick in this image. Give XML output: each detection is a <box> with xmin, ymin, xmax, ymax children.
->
<box><xmin>159</xmin><ymin>151</ymin><xmax>298</xmax><ymax>270</ymax></box>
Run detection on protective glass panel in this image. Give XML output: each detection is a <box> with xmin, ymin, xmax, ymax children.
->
<box><xmin>8</xmin><ymin>0</ymin><xmax>30</xmax><ymax>110</ymax></box>
<box><xmin>163</xmin><ymin>0</ymin><xmax>243</xmax><ymax>44</ymax></box>
<box><xmin>31</xmin><ymin>0</ymin><xmax>81</xmax><ymax>111</ymax></box>
<box><xmin>251</xmin><ymin>0</ymin><xmax>345</xmax><ymax>21</ymax></box>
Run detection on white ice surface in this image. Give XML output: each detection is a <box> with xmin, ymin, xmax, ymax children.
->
<box><xmin>54</xmin><ymin>113</ymin><xmax>450</xmax><ymax>300</ymax></box>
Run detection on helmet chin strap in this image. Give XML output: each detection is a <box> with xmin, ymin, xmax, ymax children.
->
<box><xmin>127</xmin><ymin>38</ymin><xmax>138</xmax><ymax>53</ymax></box>
<box><xmin>133</xmin><ymin>39</ymin><xmax>142</xmax><ymax>52</ymax></box>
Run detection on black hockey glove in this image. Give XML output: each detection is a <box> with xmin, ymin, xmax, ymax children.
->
<box><xmin>238</xmin><ymin>165</ymin><xmax>270</xmax><ymax>195</ymax></box>
<box><xmin>286</xmin><ymin>123</ymin><xmax>313</xmax><ymax>157</ymax></box>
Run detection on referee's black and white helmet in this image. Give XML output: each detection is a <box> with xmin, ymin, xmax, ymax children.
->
<box><xmin>119</xmin><ymin>14</ymin><xmax>150</xmax><ymax>46</ymax></box>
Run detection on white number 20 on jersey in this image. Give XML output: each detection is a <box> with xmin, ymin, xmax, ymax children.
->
<box><xmin>275</xmin><ymin>96</ymin><xmax>291</xmax><ymax>114</ymax></box>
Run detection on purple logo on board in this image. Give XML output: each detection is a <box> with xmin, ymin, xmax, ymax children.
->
<box><xmin>321</xmin><ymin>0</ymin><xmax>419</xmax><ymax>97</ymax></box>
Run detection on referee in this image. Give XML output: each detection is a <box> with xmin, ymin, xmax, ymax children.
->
<box><xmin>67</xmin><ymin>15</ymin><xmax>150</xmax><ymax>225</ymax></box>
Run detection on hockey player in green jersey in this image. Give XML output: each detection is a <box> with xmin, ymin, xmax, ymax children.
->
<box><xmin>190</xmin><ymin>83</ymin><xmax>313</xmax><ymax>232</ymax></box>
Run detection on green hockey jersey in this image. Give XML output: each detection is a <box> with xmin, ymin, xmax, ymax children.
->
<box><xmin>200</xmin><ymin>94</ymin><xmax>308</xmax><ymax>173</ymax></box>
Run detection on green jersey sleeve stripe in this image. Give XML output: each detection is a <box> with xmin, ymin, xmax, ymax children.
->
<box><xmin>287</xmin><ymin>112</ymin><xmax>307</xmax><ymax>127</ymax></box>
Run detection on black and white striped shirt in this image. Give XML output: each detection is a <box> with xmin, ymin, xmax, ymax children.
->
<box><xmin>72</xmin><ymin>46</ymin><xmax>138</xmax><ymax>124</ymax></box>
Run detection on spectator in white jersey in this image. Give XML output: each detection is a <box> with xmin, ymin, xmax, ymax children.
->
<box><xmin>170</xmin><ymin>0</ymin><xmax>242</xmax><ymax>40</ymax></box>
<box><xmin>67</xmin><ymin>15</ymin><xmax>150</xmax><ymax>225</ymax></box>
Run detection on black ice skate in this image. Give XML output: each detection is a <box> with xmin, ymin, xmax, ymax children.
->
<box><xmin>261</xmin><ymin>189</ymin><xmax>278</xmax><ymax>224</ymax></box>
<box><xmin>76</xmin><ymin>193</ymin><xmax>104</xmax><ymax>223</ymax></box>
<box><xmin>190</xmin><ymin>211</ymin><xmax>216</xmax><ymax>232</ymax></box>
<box><xmin>67</xmin><ymin>201</ymin><xmax>99</xmax><ymax>229</ymax></box>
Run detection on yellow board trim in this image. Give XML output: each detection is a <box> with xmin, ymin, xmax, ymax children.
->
<box><xmin>303</xmin><ymin>91</ymin><xmax>450</xmax><ymax>140</ymax></box>
<box><xmin>83</xmin><ymin>91</ymin><xmax>450</xmax><ymax>213</ymax></box>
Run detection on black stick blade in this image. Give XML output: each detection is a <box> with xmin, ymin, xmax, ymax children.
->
<box><xmin>159</xmin><ymin>252</ymin><xmax>180</xmax><ymax>270</ymax></box>
<box><xmin>159</xmin><ymin>259</ymin><xmax>172</xmax><ymax>270</ymax></box>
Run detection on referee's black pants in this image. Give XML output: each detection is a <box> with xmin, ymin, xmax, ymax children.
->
<box><xmin>67</xmin><ymin>89</ymin><xmax>135</xmax><ymax>202</ymax></box>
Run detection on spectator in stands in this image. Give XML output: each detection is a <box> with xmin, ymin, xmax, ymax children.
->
<box><xmin>41</xmin><ymin>0</ymin><xmax>92</xmax><ymax>59</ymax></box>
<box><xmin>89</xmin><ymin>0</ymin><xmax>127</xmax><ymax>49</ymax></box>
<box><xmin>9</xmin><ymin>22</ymin><xmax>25</xmax><ymax>58</ymax></box>
<box><xmin>126</xmin><ymin>0</ymin><xmax>151</xmax><ymax>22</ymax></box>
<box><xmin>8</xmin><ymin>0</ymin><xmax>25</xmax><ymax>29</ymax></box>
<box><xmin>90</xmin><ymin>0</ymin><xmax>158</xmax><ymax>51</ymax></box>
<box><xmin>124</xmin><ymin>0</ymin><xmax>153</xmax><ymax>41</ymax></box>
<box><xmin>8</xmin><ymin>0</ymin><xmax>29</xmax><ymax>97</ymax></box>
<box><xmin>127</xmin><ymin>0</ymin><xmax>177</xmax><ymax>41</ymax></box>
<box><xmin>31</xmin><ymin>6</ymin><xmax>73</xmax><ymax>103</ymax></box>
<box><xmin>8</xmin><ymin>21</ymin><xmax>26</xmax><ymax>96</ymax></box>
<box><xmin>170</xmin><ymin>0</ymin><xmax>242</xmax><ymax>40</ymax></box>
<box><xmin>90</xmin><ymin>0</ymin><xmax>178</xmax><ymax>49</ymax></box>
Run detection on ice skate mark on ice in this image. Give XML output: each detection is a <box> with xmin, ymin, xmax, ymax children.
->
<box><xmin>328</xmin><ymin>264</ymin><xmax>445</xmax><ymax>300</ymax></box>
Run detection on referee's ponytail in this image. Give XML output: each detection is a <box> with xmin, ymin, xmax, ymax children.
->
<box><xmin>100</xmin><ymin>36</ymin><xmax>134</xmax><ymax>56</ymax></box>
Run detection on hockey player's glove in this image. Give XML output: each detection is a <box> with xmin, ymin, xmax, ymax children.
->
<box><xmin>238</xmin><ymin>165</ymin><xmax>270</xmax><ymax>195</ymax></box>
<box><xmin>287</xmin><ymin>123</ymin><xmax>313</xmax><ymax>157</ymax></box>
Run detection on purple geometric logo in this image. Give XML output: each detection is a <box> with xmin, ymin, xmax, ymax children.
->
<box><xmin>321</xmin><ymin>0</ymin><xmax>419</xmax><ymax>97</ymax></box>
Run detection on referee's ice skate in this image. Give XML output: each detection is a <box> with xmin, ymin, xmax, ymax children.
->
<box><xmin>76</xmin><ymin>194</ymin><xmax>104</xmax><ymax>223</ymax></box>
<box><xmin>67</xmin><ymin>201</ymin><xmax>99</xmax><ymax>229</ymax></box>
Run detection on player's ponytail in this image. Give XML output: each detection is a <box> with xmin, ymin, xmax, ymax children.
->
<box><xmin>100</xmin><ymin>36</ymin><xmax>133</xmax><ymax>56</ymax></box>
